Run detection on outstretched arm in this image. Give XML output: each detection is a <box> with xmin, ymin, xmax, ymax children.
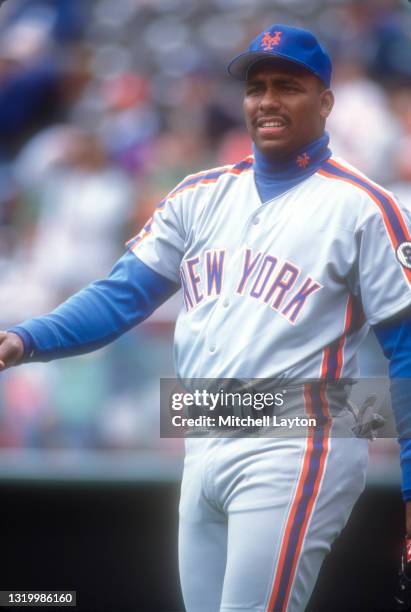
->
<box><xmin>0</xmin><ymin>250</ymin><xmax>179</xmax><ymax>370</ymax></box>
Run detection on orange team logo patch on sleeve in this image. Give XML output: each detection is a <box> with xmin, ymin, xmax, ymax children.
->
<box><xmin>296</xmin><ymin>153</ymin><xmax>310</xmax><ymax>168</ymax></box>
<box><xmin>261</xmin><ymin>31</ymin><xmax>282</xmax><ymax>50</ymax></box>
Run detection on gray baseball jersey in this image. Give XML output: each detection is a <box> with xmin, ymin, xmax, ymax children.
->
<box><xmin>129</xmin><ymin>154</ymin><xmax>411</xmax><ymax>380</ymax></box>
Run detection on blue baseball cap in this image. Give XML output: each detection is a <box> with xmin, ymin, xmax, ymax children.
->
<box><xmin>227</xmin><ymin>24</ymin><xmax>332</xmax><ymax>88</ymax></box>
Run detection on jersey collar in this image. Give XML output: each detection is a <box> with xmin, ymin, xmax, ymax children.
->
<box><xmin>253</xmin><ymin>132</ymin><xmax>332</xmax><ymax>203</ymax></box>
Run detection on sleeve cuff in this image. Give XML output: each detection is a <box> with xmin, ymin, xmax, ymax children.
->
<box><xmin>7</xmin><ymin>326</ymin><xmax>35</xmax><ymax>360</ymax></box>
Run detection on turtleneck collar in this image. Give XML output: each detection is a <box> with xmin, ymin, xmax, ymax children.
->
<box><xmin>253</xmin><ymin>132</ymin><xmax>331</xmax><ymax>203</ymax></box>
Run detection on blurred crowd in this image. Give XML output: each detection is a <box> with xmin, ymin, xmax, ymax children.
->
<box><xmin>0</xmin><ymin>0</ymin><xmax>410</xmax><ymax>454</ymax></box>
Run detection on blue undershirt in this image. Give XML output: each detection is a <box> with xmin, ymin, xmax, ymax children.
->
<box><xmin>253</xmin><ymin>132</ymin><xmax>331</xmax><ymax>202</ymax></box>
<box><xmin>373</xmin><ymin>315</ymin><xmax>411</xmax><ymax>499</ymax></box>
<box><xmin>8</xmin><ymin>134</ymin><xmax>411</xmax><ymax>500</ymax></box>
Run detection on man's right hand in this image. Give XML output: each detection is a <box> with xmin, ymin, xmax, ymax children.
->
<box><xmin>0</xmin><ymin>331</ymin><xmax>25</xmax><ymax>371</ymax></box>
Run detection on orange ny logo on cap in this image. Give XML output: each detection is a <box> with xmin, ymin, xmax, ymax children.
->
<box><xmin>260</xmin><ymin>31</ymin><xmax>282</xmax><ymax>51</ymax></box>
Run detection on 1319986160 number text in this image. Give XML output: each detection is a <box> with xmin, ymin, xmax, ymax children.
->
<box><xmin>0</xmin><ymin>591</ymin><xmax>76</xmax><ymax>607</ymax></box>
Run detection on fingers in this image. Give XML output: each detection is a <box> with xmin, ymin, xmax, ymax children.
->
<box><xmin>0</xmin><ymin>332</ymin><xmax>25</xmax><ymax>371</ymax></box>
<box><xmin>0</xmin><ymin>332</ymin><xmax>9</xmax><ymax>370</ymax></box>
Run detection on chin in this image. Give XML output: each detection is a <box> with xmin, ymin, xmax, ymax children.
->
<box><xmin>259</xmin><ymin>143</ymin><xmax>293</xmax><ymax>160</ymax></box>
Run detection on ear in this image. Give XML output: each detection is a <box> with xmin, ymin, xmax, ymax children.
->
<box><xmin>319</xmin><ymin>89</ymin><xmax>334</xmax><ymax>119</ymax></box>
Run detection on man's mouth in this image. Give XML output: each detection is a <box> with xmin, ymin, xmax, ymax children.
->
<box><xmin>258</xmin><ymin>119</ymin><xmax>287</xmax><ymax>128</ymax></box>
<box><xmin>256</xmin><ymin>117</ymin><xmax>289</xmax><ymax>136</ymax></box>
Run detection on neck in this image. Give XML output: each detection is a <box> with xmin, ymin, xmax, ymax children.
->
<box><xmin>253</xmin><ymin>133</ymin><xmax>331</xmax><ymax>179</ymax></box>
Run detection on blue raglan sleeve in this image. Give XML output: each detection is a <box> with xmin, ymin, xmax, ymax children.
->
<box><xmin>8</xmin><ymin>251</ymin><xmax>179</xmax><ymax>362</ymax></box>
<box><xmin>373</xmin><ymin>310</ymin><xmax>411</xmax><ymax>500</ymax></box>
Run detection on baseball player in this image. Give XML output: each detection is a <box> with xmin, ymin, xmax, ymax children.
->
<box><xmin>1</xmin><ymin>24</ymin><xmax>411</xmax><ymax>612</ymax></box>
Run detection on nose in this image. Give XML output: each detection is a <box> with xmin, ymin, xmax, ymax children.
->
<box><xmin>259</xmin><ymin>87</ymin><xmax>282</xmax><ymax>112</ymax></box>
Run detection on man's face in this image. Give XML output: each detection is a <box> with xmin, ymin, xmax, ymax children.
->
<box><xmin>243</xmin><ymin>60</ymin><xmax>334</xmax><ymax>160</ymax></box>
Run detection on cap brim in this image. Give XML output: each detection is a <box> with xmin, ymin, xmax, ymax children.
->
<box><xmin>227</xmin><ymin>50</ymin><xmax>320</xmax><ymax>82</ymax></box>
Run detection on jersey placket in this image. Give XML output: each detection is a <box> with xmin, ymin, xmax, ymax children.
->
<box><xmin>197</xmin><ymin>199</ymin><xmax>281</xmax><ymax>368</ymax></box>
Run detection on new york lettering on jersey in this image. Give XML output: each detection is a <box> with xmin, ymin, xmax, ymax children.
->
<box><xmin>181</xmin><ymin>247</ymin><xmax>321</xmax><ymax>325</ymax></box>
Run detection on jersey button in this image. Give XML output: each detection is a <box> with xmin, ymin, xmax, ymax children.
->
<box><xmin>253</xmin><ymin>217</ymin><xmax>260</xmax><ymax>225</ymax></box>
<box><xmin>209</xmin><ymin>345</ymin><xmax>216</xmax><ymax>353</ymax></box>
<box><xmin>223</xmin><ymin>298</ymin><xmax>229</xmax><ymax>308</ymax></box>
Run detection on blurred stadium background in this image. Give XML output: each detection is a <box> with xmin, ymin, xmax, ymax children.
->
<box><xmin>0</xmin><ymin>0</ymin><xmax>410</xmax><ymax>610</ymax></box>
